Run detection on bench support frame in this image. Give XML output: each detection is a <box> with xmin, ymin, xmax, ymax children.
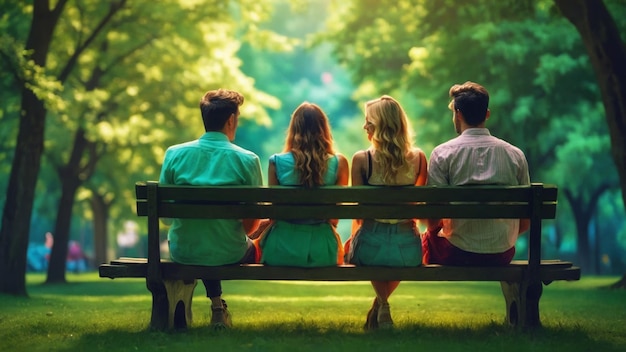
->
<box><xmin>147</xmin><ymin>279</ymin><xmax>197</xmax><ymax>330</ymax></box>
<box><xmin>500</xmin><ymin>280</ymin><xmax>543</xmax><ymax>328</ymax></box>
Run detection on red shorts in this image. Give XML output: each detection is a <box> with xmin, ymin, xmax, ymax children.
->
<box><xmin>421</xmin><ymin>229</ymin><xmax>515</xmax><ymax>266</ymax></box>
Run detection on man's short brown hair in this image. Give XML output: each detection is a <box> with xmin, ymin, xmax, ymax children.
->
<box><xmin>200</xmin><ymin>89</ymin><xmax>244</xmax><ymax>131</ymax></box>
<box><xmin>449</xmin><ymin>81</ymin><xmax>489</xmax><ymax>126</ymax></box>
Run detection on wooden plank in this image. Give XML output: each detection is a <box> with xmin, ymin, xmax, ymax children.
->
<box><xmin>135</xmin><ymin>183</ymin><xmax>558</xmax><ymax>204</ymax></box>
<box><xmin>540</xmin><ymin>267</ymin><xmax>581</xmax><ymax>282</ymax></box>
<box><xmin>99</xmin><ymin>261</ymin><xmax>580</xmax><ymax>282</ymax></box>
<box><xmin>99</xmin><ymin>264</ymin><xmax>147</xmax><ymax>278</ymax></box>
<box><xmin>113</xmin><ymin>257</ymin><xmax>147</xmax><ymax>263</ymax></box>
<box><xmin>136</xmin><ymin>202</ymin><xmax>557</xmax><ymax>220</ymax></box>
<box><xmin>135</xmin><ymin>184</ymin><xmax>558</xmax><ymax>223</ymax></box>
<box><xmin>109</xmin><ymin>258</ymin><xmax>574</xmax><ymax>268</ymax></box>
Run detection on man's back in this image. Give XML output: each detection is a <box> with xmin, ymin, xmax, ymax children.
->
<box><xmin>160</xmin><ymin>132</ymin><xmax>262</xmax><ymax>265</ymax></box>
<box><xmin>427</xmin><ymin>128</ymin><xmax>530</xmax><ymax>254</ymax></box>
<box><xmin>428</xmin><ymin>128</ymin><xmax>528</xmax><ymax>187</ymax></box>
<box><xmin>423</xmin><ymin>81</ymin><xmax>530</xmax><ymax>265</ymax></box>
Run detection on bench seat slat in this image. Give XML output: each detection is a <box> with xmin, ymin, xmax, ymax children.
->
<box><xmin>100</xmin><ymin>260</ymin><xmax>580</xmax><ymax>282</ymax></box>
<box><xmin>110</xmin><ymin>258</ymin><xmax>574</xmax><ymax>267</ymax></box>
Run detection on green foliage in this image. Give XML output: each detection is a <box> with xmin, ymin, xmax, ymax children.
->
<box><xmin>237</xmin><ymin>0</ymin><xmax>361</xmax><ymax>174</ymax></box>
<box><xmin>2</xmin><ymin>0</ymin><xmax>294</xmax><ymax>240</ymax></box>
<box><xmin>322</xmin><ymin>0</ymin><xmax>605</xmax><ymax>161</ymax></box>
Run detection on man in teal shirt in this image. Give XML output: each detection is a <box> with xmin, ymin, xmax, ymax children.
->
<box><xmin>159</xmin><ymin>89</ymin><xmax>262</xmax><ymax>329</ymax></box>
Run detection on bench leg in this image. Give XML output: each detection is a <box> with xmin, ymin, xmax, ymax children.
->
<box><xmin>500</xmin><ymin>280</ymin><xmax>543</xmax><ymax>328</ymax></box>
<box><xmin>164</xmin><ymin>279</ymin><xmax>198</xmax><ymax>330</ymax></box>
<box><xmin>147</xmin><ymin>279</ymin><xmax>197</xmax><ymax>331</ymax></box>
<box><xmin>147</xmin><ymin>279</ymin><xmax>169</xmax><ymax>331</ymax></box>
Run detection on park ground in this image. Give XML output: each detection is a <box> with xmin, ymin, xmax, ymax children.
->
<box><xmin>0</xmin><ymin>273</ymin><xmax>624</xmax><ymax>351</ymax></box>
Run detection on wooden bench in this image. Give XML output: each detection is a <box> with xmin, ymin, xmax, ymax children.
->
<box><xmin>99</xmin><ymin>182</ymin><xmax>580</xmax><ymax>331</ymax></box>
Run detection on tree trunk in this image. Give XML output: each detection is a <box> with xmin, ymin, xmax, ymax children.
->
<box><xmin>564</xmin><ymin>184</ymin><xmax>613</xmax><ymax>273</ymax></box>
<box><xmin>46</xmin><ymin>128</ymin><xmax>95</xmax><ymax>283</ymax></box>
<box><xmin>554</xmin><ymin>0</ymin><xmax>626</xmax><ymax>285</ymax></box>
<box><xmin>91</xmin><ymin>192</ymin><xmax>111</xmax><ymax>267</ymax></box>
<box><xmin>45</xmin><ymin>177</ymin><xmax>81</xmax><ymax>283</ymax></box>
<box><xmin>0</xmin><ymin>91</ymin><xmax>46</xmax><ymax>295</ymax></box>
<box><xmin>555</xmin><ymin>0</ymin><xmax>626</xmax><ymax>218</ymax></box>
<box><xmin>0</xmin><ymin>0</ymin><xmax>67</xmax><ymax>296</ymax></box>
<box><xmin>566</xmin><ymin>192</ymin><xmax>592</xmax><ymax>271</ymax></box>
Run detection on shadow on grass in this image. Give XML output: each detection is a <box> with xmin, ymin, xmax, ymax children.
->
<box><xmin>54</xmin><ymin>322</ymin><xmax>618</xmax><ymax>352</ymax></box>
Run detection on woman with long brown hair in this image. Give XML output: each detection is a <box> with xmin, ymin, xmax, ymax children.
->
<box><xmin>257</xmin><ymin>102</ymin><xmax>349</xmax><ymax>267</ymax></box>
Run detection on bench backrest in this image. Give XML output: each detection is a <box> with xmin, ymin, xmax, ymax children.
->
<box><xmin>135</xmin><ymin>182</ymin><xmax>557</xmax><ymax>279</ymax></box>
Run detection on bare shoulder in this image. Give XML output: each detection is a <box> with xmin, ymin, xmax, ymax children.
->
<box><xmin>335</xmin><ymin>153</ymin><xmax>349</xmax><ymax>164</ymax></box>
<box><xmin>351</xmin><ymin>149</ymin><xmax>367</xmax><ymax>163</ymax></box>
<box><xmin>408</xmin><ymin>147</ymin><xmax>426</xmax><ymax>160</ymax></box>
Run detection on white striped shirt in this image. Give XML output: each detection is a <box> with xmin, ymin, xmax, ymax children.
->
<box><xmin>427</xmin><ymin>128</ymin><xmax>530</xmax><ymax>253</ymax></box>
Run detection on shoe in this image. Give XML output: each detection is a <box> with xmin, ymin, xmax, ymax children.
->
<box><xmin>363</xmin><ymin>298</ymin><xmax>379</xmax><ymax>331</ymax></box>
<box><xmin>211</xmin><ymin>300</ymin><xmax>232</xmax><ymax>329</ymax></box>
<box><xmin>377</xmin><ymin>302</ymin><xmax>393</xmax><ymax>329</ymax></box>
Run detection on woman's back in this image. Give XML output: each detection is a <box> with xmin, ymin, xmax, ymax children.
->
<box><xmin>365</xmin><ymin>148</ymin><xmax>424</xmax><ymax>186</ymax></box>
<box><xmin>258</xmin><ymin>102</ymin><xmax>348</xmax><ymax>267</ymax></box>
<box><xmin>271</xmin><ymin>152</ymin><xmax>339</xmax><ymax>186</ymax></box>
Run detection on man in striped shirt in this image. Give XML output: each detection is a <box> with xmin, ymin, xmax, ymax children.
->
<box><xmin>422</xmin><ymin>81</ymin><xmax>530</xmax><ymax>266</ymax></box>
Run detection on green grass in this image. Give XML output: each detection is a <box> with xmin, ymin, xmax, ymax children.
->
<box><xmin>0</xmin><ymin>274</ymin><xmax>624</xmax><ymax>352</ymax></box>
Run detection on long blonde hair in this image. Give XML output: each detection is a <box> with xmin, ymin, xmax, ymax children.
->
<box><xmin>365</xmin><ymin>95</ymin><xmax>414</xmax><ymax>183</ymax></box>
<box><xmin>284</xmin><ymin>102</ymin><xmax>336</xmax><ymax>187</ymax></box>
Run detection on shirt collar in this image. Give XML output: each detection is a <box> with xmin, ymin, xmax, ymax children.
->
<box><xmin>461</xmin><ymin>128</ymin><xmax>491</xmax><ymax>136</ymax></box>
<box><xmin>200</xmin><ymin>131</ymin><xmax>230</xmax><ymax>142</ymax></box>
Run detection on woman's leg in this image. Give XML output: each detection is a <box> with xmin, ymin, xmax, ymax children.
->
<box><xmin>371</xmin><ymin>280</ymin><xmax>400</xmax><ymax>304</ymax></box>
<box><xmin>371</xmin><ymin>280</ymin><xmax>401</xmax><ymax>328</ymax></box>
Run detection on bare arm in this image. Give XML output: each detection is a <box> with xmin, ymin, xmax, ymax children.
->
<box><xmin>268</xmin><ymin>161</ymin><xmax>279</xmax><ymax>186</ymax></box>
<box><xmin>335</xmin><ymin>154</ymin><xmax>350</xmax><ymax>186</ymax></box>
<box><xmin>351</xmin><ymin>151</ymin><xmax>366</xmax><ymax>186</ymax></box>
<box><xmin>426</xmin><ymin>218</ymin><xmax>443</xmax><ymax>233</ymax></box>
<box><xmin>414</xmin><ymin>150</ymin><xmax>428</xmax><ymax>186</ymax></box>
<box><xmin>412</xmin><ymin>149</ymin><xmax>429</xmax><ymax>227</ymax></box>
<box><xmin>350</xmin><ymin>151</ymin><xmax>367</xmax><ymax>228</ymax></box>
<box><xmin>327</xmin><ymin>154</ymin><xmax>351</xmax><ymax>227</ymax></box>
<box><xmin>518</xmin><ymin>219</ymin><xmax>530</xmax><ymax>234</ymax></box>
<box><xmin>243</xmin><ymin>159</ymin><xmax>277</xmax><ymax>234</ymax></box>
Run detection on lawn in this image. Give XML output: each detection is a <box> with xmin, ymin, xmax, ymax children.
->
<box><xmin>0</xmin><ymin>273</ymin><xmax>624</xmax><ymax>352</ymax></box>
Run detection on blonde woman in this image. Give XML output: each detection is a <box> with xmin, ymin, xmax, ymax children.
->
<box><xmin>258</xmin><ymin>102</ymin><xmax>349</xmax><ymax>267</ymax></box>
<box><xmin>347</xmin><ymin>95</ymin><xmax>427</xmax><ymax>330</ymax></box>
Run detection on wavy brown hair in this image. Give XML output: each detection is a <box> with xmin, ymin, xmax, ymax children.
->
<box><xmin>284</xmin><ymin>102</ymin><xmax>336</xmax><ymax>187</ymax></box>
<box><xmin>366</xmin><ymin>95</ymin><xmax>414</xmax><ymax>183</ymax></box>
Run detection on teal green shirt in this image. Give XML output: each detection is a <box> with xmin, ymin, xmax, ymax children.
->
<box><xmin>159</xmin><ymin>132</ymin><xmax>263</xmax><ymax>265</ymax></box>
